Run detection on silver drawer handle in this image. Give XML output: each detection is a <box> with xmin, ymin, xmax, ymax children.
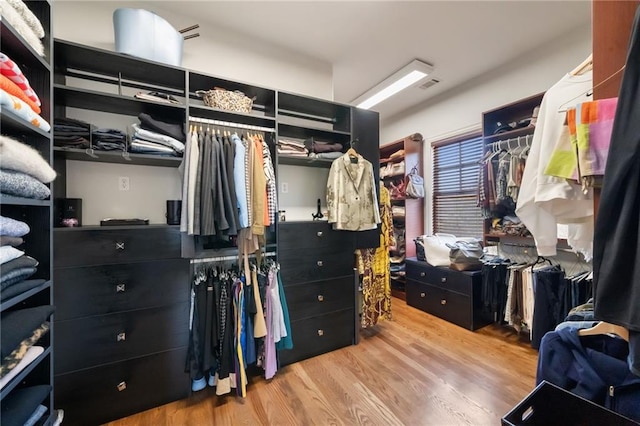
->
<box><xmin>317</xmin><ymin>260</ymin><xmax>323</xmax><ymax>267</ymax></box>
<box><xmin>420</xmin><ymin>272</ymin><xmax>425</xmax><ymax>277</ymax></box>
<box><xmin>441</xmin><ymin>299</ymin><xmax>447</xmax><ymax>305</ymax></box>
<box><xmin>420</xmin><ymin>292</ymin><xmax>426</xmax><ymax>298</ymax></box>
<box><xmin>117</xmin><ymin>332</ymin><xmax>126</xmax><ymax>342</ymax></box>
<box><xmin>441</xmin><ymin>277</ymin><xmax>447</xmax><ymax>283</ymax></box>
<box><xmin>116</xmin><ymin>284</ymin><xmax>126</xmax><ymax>293</ymax></box>
<box><xmin>117</xmin><ymin>381</ymin><xmax>127</xmax><ymax>391</ymax></box>
<box><xmin>115</xmin><ymin>242</ymin><xmax>125</xmax><ymax>250</ymax></box>
<box><xmin>317</xmin><ymin>231</ymin><xmax>323</xmax><ymax>237</ymax></box>
<box><xmin>317</xmin><ymin>295</ymin><xmax>324</xmax><ymax>302</ymax></box>
<box><xmin>317</xmin><ymin>329</ymin><xmax>324</xmax><ymax>336</ymax></box>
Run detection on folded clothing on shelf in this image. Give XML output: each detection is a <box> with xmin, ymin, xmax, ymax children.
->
<box><xmin>0</xmin><ymin>75</ymin><xmax>40</xmax><ymax>114</ymax></box>
<box><xmin>0</xmin><ymin>0</ymin><xmax>45</xmax><ymax>56</ymax></box>
<box><xmin>130</xmin><ymin>123</ymin><xmax>185</xmax><ymax>153</ymax></box>
<box><xmin>0</xmin><ymin>135</ymin><xmax>56</xmax><ymax>184</ymax></box>
<box><xmin>0</xmin><ymin>169</ymin><xmax>50</xmax><ymax>200</ymax></box>
<box><xmin>0</xmin><ymin>52</ymin><xmax>42</xmax><ymax>107</ymax></box>
<box><xmin>304</xmin><ymin>137</ymin><xmax>343</xmax><ymax>154</ymax></box>
<box><xmin>0</xmin><ymin>385</ymin><xmax>51</xmax><ymax>426</ymax></box>
<box><xmin>1</xmin><ymin>255</ymin><xmax>39</xmax><ymax>290</ymax></box>
<box><xmin>0</xmin><ymin>90</ymin><xmax>50</xmax><ymax>131</ymax></box>
<box><xmin>92</xmin><ymin>128</ymin><xmax>127</xmax><ymax>151</ymax></box>
<box><xmin>0</xmin><ymin>215</ymin><xmax>30</xmax><ymax>237</ymax></box>
<box><xmin>54</xmin><ymin>117</ymin><xmax>93</xmax><ymax>149</ymax></box>
<box><xmin>0</xmin><ymin>279</ymin><xmax>45</xmax><ymax>302</ymax></box>
<box><xmin>309</xmin><ymin>152</ymin><xmax>343</xmax><ymax>160</ymax></box>
<box><xmin>0</xmin><ymin>346</ymin><xmax>44</xmax><ymax>390</ymax></box>
<box><xmin>130</xmin><ymin>139</ymin><xmax>179</xmax><ymax>156</ymax></box>
<box><xmin>0</xmin><ymin>246</ymin><xmax>24</xmax><ymax>264</ymax></box>
<box><xmin>138</xmin><ymin>112</ymin><xmax>185</xmax><ymax>142</ymax></box>
<box><xmin>392</xmin><ymin>205</ymin><xmax>406</xmax><ymax>217</ymax></box>
<box><xmin>0</xmin><ymin>236</ymin><xmax>23</xmax><ymax>247</ymax></box>
<box><xmin>278</xmin><ymin>138</ymin><xmax>308</xmax><ymax>156</ymax></box>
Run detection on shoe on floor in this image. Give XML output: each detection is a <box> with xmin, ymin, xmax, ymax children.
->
<box><xmin>192</xmin><ymin>376</ymin><xmax>206</xmax><ymax>392</ymax></box>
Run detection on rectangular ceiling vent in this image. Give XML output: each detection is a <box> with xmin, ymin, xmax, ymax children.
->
<box><xmin>418</xmin><ymin>78</ymin><xmax>440</xmax><ymax>90</ymax></box>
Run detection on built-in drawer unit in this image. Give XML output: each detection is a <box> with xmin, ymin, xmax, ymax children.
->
<box><xmin>405</xmin><ymin>258</ymin><xmax>490</xmax><ymax>331</ymax></box>
<box><xmin>278</xmin><ymin>221</ymin><xmax>354</xmax><ymax>251</ymax></box>
<box><xmin>54</xmin><ymin>226</ymin><xmax>181</xmax><ymax>267</ymax></box>
<box><xmin>278</xmin><ymin>248</ymin><xmax>355</xmax><ymax>284</ymax></box>
<box><xmin>284</xmin><ymin>275</ymin><xmax>355</xmax><ymax>321</ymax></box>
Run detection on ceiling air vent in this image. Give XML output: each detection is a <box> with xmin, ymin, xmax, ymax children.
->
<box><xmin>417</xmin><ymin>78</ymin><xmax>440</xmax><ymax>90</ymax></box>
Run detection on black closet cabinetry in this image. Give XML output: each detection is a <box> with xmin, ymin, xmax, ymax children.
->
<box><xmin>53</xmin><ymin>226</ymin><xmax>189</xmax><ymax>426</ymax></box>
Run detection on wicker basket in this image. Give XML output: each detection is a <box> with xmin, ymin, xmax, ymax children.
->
<box><xmin>195</xmin><ymin>87</ymin><xmax>253</xmax><ymax>113</ymax></box>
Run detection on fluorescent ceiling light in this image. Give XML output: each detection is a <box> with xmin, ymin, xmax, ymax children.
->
<box><xmin>353</xmin><ymin>59</ymin><xmax>434</xmax><ymax>110</ymax></box>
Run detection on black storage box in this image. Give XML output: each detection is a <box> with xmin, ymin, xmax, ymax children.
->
<box><xmin>414</xmin><ymin>237</ymin><xmax>426</xmax><ymax>261</ymax></box>
<box><xmin>502</xmin><ymin>381</ymin><xmax>639</xmax><ymax>426</ymax></box>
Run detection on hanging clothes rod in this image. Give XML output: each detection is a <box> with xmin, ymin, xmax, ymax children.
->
<box><xmin>489</xmin><ymin>134</ymin><xmax>533</xmax><ymax>147</ymax></box>
<box><xmin>190</xmin><ymin>251</ymin><xmax>277</xmax><ymax>264</ymax></box>
<box><xmin>188</xmin><ymin>116</ymin><xmax>276</xmax><ymax>133</ymax></box>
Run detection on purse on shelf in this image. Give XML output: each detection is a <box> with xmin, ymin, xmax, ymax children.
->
<box><xmin>389</xmin><ymin>180</ymin><xmax>406</xmax><ymax>199</ymax></box>
<box><xmin>404</xmin><ymin>165</ymin><xmax>424</xmax><ymax>199</ymax></box>
<box><xmin>415</xmin><ymin>233</ymin><xmax>457</xmax><ymax>266</ymax></box>
<box><xmin>196</xmin><ymin>87</ymin><xmax>254</xmax><ymax>113</ymax></box>
<box><xmin>446</xmin><ymin>240</ymin><xmax>484</xmax><ymax>271</ymax></box>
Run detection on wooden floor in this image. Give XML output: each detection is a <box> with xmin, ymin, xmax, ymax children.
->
<box><xmin>106</xmin><ymin>298</ymin><xmax>538</xmax><ymax>426</ymax></box>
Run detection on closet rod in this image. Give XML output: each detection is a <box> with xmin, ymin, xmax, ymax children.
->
<box><xmin>188</xmin><ymin>116</ymin><xmax>276</xmax><ymax>133</ymax></box>
<box><xmin>190</xmin><ymin>251</ymin><xmax>277</xmax><ymax>264</ymax></box>
<box><xmin>489</xmin><ymin>134</ymin><xmax>533</xmax><ymax>147</ymax></box>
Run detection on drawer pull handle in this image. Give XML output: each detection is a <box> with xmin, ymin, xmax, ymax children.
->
<box><xmin>441</xmin><ymin>299</ymin><xmax>447</xmax><ymax>305</ymax></box>
<box><xmin>117</xmin><ymin>381</ymin><xmax>127</xmax><ymax>392</ymax></box>
<box><xmin>317</xmin><ymin>260</ymin><xmax>323</xmax><ymax>267</ymax></box>
<box><xmin>441</xmin><ymin>277</ymin><xmax>447</xmax><ymax>283</ymax></box>
<box><xmin>115</xmin><ymin>242</ymin><xmax>125</xmax><ymax>250</ymax></box>
<box><xmin>317</xmin><ymin>329</ymin><xmax>324</xmax><ymax>336</ymax></box>
<box><xmin>317</xmin><ymin>231</ymin><xmax>323</xmax><ymax>237</ymax></box>
<box><xmin>116</xmin><ymin>284</ymin><xmax>126</xmax><ymax>293</ymax></box>
<box><xmin>117</xmin><ymin>332</ymin><xmax>126</xmax><ymax>342</ymax></box>
<box><xmin>420</xmin><ymin>272</ymin><xmax>426</xmax><ymax>277</ymax></box>
<box><xmin>317</xmin><ymin>295</ymin><xmax>324</xmax><ymax>302</ymax></box>
<box><xmin>420</xmin><ymin>292</ymin><xmax>426</xmax><ymax>298</ymax></box>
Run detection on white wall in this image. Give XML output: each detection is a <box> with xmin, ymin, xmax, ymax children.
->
<box><xmin>380</xmin><ymin>23</ymin><xmax>592</xmax><ymax>234</ymax></box>
<box><xmin>52</xmin><ymin>1</ymin><xmax>333</xmax><ymax>224</ymax></box>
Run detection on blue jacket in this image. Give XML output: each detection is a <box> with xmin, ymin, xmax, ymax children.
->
<box><xmin>537</xmin><ymin>327</ymin><xmax>640</xmax><ymax>422</ymax></box>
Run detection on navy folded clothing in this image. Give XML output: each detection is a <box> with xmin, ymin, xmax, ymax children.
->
<box><xmin>0</xmin><ymin>236</ymin><xmax>23</xmax><ymax>247</ymax></box>
<box><xmin>0</xmin><ymin>385</ymin><xmax>51</xmax><ymax>426</ymax></box>
<box><xmin>1</xmin><ymin>279</ymin><xmax>46</xmax><ymax>302</ymax></box>
<box><xmin>1</xmin><ymin>268</ymin><xmax>37</xmax><ymax>290</ymax></box>
<box><xmin>138</xmin><ymin>112</ymin><xmax>185</xmax><ymax>142</ymax></box>
<box><xmin>0</xmin><ymin>170</ymin><xmax>50</xmax><ymax>199</ymax></box>
<box><xmin>1</xmin><ymin>305</ymin><xmax>54</xmax><ymax>359</ymax></box>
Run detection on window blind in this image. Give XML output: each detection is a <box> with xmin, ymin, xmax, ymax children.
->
<box><xmin>432</xmin><ymin>135</ymin><xmax>484</xmax><ymax>238</ymax></box>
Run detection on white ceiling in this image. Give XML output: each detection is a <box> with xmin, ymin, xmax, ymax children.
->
<box><xmin>158</xmin><ymin>1</ymin><xmax>592</xmax><ymax>119</ymax></box>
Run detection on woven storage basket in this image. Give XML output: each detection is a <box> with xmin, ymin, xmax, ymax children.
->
<box><xmin>195</xmin><ymin>88</ymin><xmax>253</xmax><ymax>113</ymax></box>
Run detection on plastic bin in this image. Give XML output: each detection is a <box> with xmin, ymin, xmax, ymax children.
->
<box><xmin>502</xmin><ymin>381</ymin><xmax>639</xmax><ymax>426</ymax></box>
<box><xmin>113</xmin><ymin>8</ymin><xmax>183</xmax><ymax>66</ymax></box>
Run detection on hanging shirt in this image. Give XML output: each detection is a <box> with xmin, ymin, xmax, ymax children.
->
<box><xmin>516</xmin><ymin>71</ymin><xmax>594</xmax><ymax>258</ymax></box>
<box><xmin>232</xmin><ymin>134</ymin><xmax>249</xmax><ymax>228</ymax></box>
<box><xmin>327</xmin><ymin>153</ymin><xmax>381</xmax><ymax>231</ymax></box>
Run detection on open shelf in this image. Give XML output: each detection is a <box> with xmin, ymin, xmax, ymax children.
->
<box><xmin>1</xmin><ymin>110</ymin><xmax>51</xmax><ymax>139</ymax></box>
<box><xmin>0</xmin><ymin>195</ymin><xmax>51</xmax><ymax>207</ymax></box>
<box><xmin>0</xmin><ymin>280</ymin><xmax>51</xmax><ymax>312</ymax></box>
<box><xmin>484</xmin><ymin>126</ymin><xmax>536</xmax><ymax>144</ymax></box>
<box><xmin>0</xmin><ymin>347</ymin><xmax>51</xmax><ymax>401</ymax></box>
<box><xmin>54</xmin><ymin>85</ymin><xmax>186</xmax><ymax>117</ymax></box>
<box><xmin>189</xmin><ymin>104</ymin><xmax>276</xmax><ymax>128</ymax></box>
<box><xmin>0</xmin><ymin>20</ymin><xmax>50</xmax><ymax>71</ymax></box>
<box><xmin>277</xmin><ymin>155</ymin><xmax>336</xmax><ymax>168</ymax></box>
<box><xmin>278</xmin><ymin>92</ymin><xmax>350</xmax><ymax>128</ymax></box>
<box><xmin>278</xmin><ymin>123</ymin><xmax>351</xmax><ymax>143</ymax></box>
<box><xmin>54</xmin><ymin>147</ymin><xmax>182</xmax><ymax>167</ymax></box>
<box><xmin>54</xmin><ymin>224</ymin><xmax>178</xmax><ymax>232</ymax></box>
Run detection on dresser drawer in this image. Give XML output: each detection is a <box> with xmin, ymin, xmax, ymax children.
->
<box><xmin>54</xmin><ymin>348</ymin><xmax>188</xmax><ymax>426</ymax></box>
<box><xmin>279</xmin><ymin>248</ymin><xmax>355</xmax><ymax>285</ymax></box>
<box><xmin>406</xmin><ymin>260</ymin><xmax>477</xmax><ymax>296</ymax></box>
<box><xmin>278</xmin><ymin>308</ymin><xmax>355</xmax><ymax>365</ymax></box>
<box><xmin>284</xmin><ymin>276</ymin><xmax>355</xmax><ymax>321</ymax></box>
<box><xmin>54</xmin><ymin>303</ymin><xmax>189</xmax><ymax>374</ymax></box>
<box><xmin>406</xmin><ymin>279</ymin><xmax>473</xmax><ymax>330</ymax></box>
<box><xmin>54</xmin><ymin>227</ymin><xmax>182</xmax><ymax>267</ymax></box>
<box><xmin>54</xmin><ymin>259</ymin><xmax>189</xmax><ymax>321</ymax></box>
<box><xmin>278</xmin><ymin>222</ymin><xmax>354</xmax><ymax>251</ymax></box>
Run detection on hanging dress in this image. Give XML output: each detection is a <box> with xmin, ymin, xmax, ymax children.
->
<box><xmin>355</xmin><ymin>183</ymin><xmax>393</xmax><ymax>328</ymax></box>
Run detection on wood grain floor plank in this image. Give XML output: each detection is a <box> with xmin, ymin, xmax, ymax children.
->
<box><xmin>104</xmin><ymin>298</ymin><xmax>538</xmax><ymax>426</ymax></box>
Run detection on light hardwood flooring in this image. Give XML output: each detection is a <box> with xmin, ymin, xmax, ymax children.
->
<box><xmin>105</xmin><ymin>297</ymin><xmax>538</xmax><ymax>426</ymax></box>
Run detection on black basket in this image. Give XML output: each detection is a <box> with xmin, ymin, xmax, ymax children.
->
<box><xmin>414</xmin><ymin>237</ymin><xmax>426</xmax><ymax>261</ymax></box>
<box><xmin>502</xmin><ymin>381</ymin><xmax>639</xmax><ymax>425</ymax></box>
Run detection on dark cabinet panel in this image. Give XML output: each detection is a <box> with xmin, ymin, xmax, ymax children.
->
<box><xmin>405</xmin><ymin>261</ymin><xmax>478</xmax><ymax>297</ymax></box>
<box><xmin>54</xmin><ymin>259</ymin><xmax>189</xmax><ymax>321</ymax></box>
<box><xmin>284</xmin><ymin>276</ymin><xmax>355</xmax><ymax>321</ymax></box>
<box><xmin>279</xmin><ymin>248</ymin><xmax>355</xmax><ymax>285</ymax></box>
<box><xmin>54</xmin><ymin>348</ymin><xmax>189</xmax><ymax>426</ymax></box>
<box><xmin>54</xmin><ymin>303</ymin><xmax>189</xmax><ymax>374</ymax></box>
<box><xmin>278</xmin><ymin>308</ymin><xmax>355</xmax><ymax>366</ymax></box>
<box><xmin>406</xmin><ymin>279</ymin><xmax>472</xmax><ymax>330</ymax></box>
<box><xmin>278</xmin><ymin>221</ymin><xmax>354</xmax><ymax>251</ymax></box>
<box><xmin>54</xmin><ymin>227</ymin><xmax>182</xmax><ymax>267</ymax></box>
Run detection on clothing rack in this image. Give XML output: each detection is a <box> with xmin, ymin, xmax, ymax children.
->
<box><xmin>190</xmin><ymin>251</ymin><xmax>277</xmax><ymax>264</ymax></box>
<box><xmin>188</xmin><ymin>116</ymin><xmax>276</xmax><ymax>133</ymax></box>
<box><xmin>489</xmin><ymin>134</ymin><xmax>533</xmax><ymax>150</ymax></box>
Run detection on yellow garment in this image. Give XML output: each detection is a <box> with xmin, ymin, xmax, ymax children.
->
<box><xmin>251</xmin><ymin>268</ymin><xmax>267</xmax><ymax>338</ymax></box>
<box><xmin>251</xmin><ymin>137</ymin><xmax>266</xmax><ymax>235</ymax></box>
<box><xmin>355</xmin><ymin>184</ymin><xmax>392</xmax><ymax>328</ymax></box>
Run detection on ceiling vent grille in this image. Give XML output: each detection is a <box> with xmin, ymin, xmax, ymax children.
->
<box><xmin>418</xmin><ymin>78</ymin><xmax>440</xmax><ymax>90</ymax></box>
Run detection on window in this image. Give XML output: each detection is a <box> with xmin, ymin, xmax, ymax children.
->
<box><xmin>432</xmin><ymin>134</ymin><xmax>484</xmax><ymax>238</ymax></box>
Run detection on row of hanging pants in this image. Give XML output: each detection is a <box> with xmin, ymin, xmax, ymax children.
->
<box><xmin>481</xmin><ymin>260</ymin><xmax>592</xmax><ymax>349</ymax></box>
<box><xmin>185</xmin><ymin>261</ymin><xmax>292</xmax><ymax>396</ymax></box>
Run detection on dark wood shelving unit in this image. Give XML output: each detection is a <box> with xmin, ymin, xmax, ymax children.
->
<box><xmin>278</xmin><ymin>122</ymin><xmax>351</xmax><ymax>142</ymax></box>
<box><xmin>53</xmin><ymin>147</ymin><xmax>182</xmax><ymax>167</ymax></box>
<box><xmin>0</xmin><ymin>281</ymin><xmax>52</xmax><ymax>312</ymax></box>
<box><xmin>1</xmin><ymin>109</ymin><xmax>51</xmax><ymax>139</ymax></box>
<box><xmin>0</xmin><ymin>347</ymin><xmax>52</xmax><ymax>400</ymax></box>
<box><xmin>277</xmin><ymin>155</ymin><xmax>335</xmax><ymax>168</ymax></box>
<box><xmin>0</xmin><ymin>20</ymin><xmax>50</xmax><ymax>71</ymax></box>
<box><xmin>0</xmin><ymin>195</ymin><xmax>51</xmax><ymax>206</ymax></box>
<box><xmin>189</xmin><ymin>104</ymin><xmax>276</xmax><ymax>128</ymax></box>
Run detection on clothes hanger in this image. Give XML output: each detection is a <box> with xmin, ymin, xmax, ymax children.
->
<box><xmin>578</xmin><ymin>321</ymin><xmax>629</xmax><ymax>341</ymax></box>
<box><xmin>570</xmin><ymin>53</ymin><xmax>593</xmax><ymax>76</ymax></box>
